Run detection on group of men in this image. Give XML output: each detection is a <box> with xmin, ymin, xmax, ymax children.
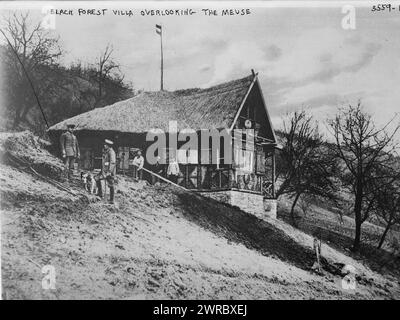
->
<box><xmin>59</xmin><ymin>124</ymin><xmax>144</xmax><ymax>204</ymax></box>
<box><xmin>59</xmin><ymin>124</ymin><xmax>182</xmax><ymax>204</ymax></box>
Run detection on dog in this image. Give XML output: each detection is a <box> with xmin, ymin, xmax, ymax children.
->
<box><xmin>80</xmin><ymin>171</ymin><xmax>97</xmax><ymax>194</ymax></box>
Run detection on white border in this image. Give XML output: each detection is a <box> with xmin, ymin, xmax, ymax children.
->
<box><xmin>1</xmin><ymin>1</ymin><xmax>399</xmax><ymax>10</ymax></box>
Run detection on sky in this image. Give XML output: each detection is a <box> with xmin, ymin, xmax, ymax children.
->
<box><xmin>1</xmin><ymin>1</ymin><xmax>400</xmax><ymax>137</ymax></box>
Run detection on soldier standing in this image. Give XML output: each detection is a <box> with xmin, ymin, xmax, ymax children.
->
<box><xmin>96</xmin><ymin>139</ymin><xmax>116</xmax><ymax>204</ymax></box>
<box><xmin>60</xmin><ymin>124</ymin><xmax>80</xmax><ymax>180</ymax></box>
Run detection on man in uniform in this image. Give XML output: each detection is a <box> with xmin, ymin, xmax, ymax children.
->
<box><xmin>60</xmin><ymin>124</ymin><xmax>80</xmax><ymax>180</ymax></box>
<box><xmin>96</xmin><ymin>139</ymin><xmax>116</xmax><ymax>204</ymax></box>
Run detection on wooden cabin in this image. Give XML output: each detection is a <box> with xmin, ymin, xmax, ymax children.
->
<box><xmin>48</xmin><ymin>72</ymin><xmax>279</xmax><ymax>218</ymax></box>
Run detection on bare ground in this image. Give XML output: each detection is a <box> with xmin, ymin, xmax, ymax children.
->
<box><xmin>1</xmin><ymin>131</ymin><xmax>399</xmax><ymax>299</ymax></box>
<box><xmin>278</xmin><ymin>200</ymin><xmax>400</xmax><ymax>279</ymax></box>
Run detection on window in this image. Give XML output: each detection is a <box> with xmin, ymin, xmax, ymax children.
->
<box><xmin>80</xmin><ymin>148</ymin><xmax>94</xmax><ymax>170</ymax></box>
<box><xmin>242</xmin><ymin>149</ymin><xmax>254</xmax><ymax>172</ymax></box>
<box><xmin>118</xmin><ymin>146</ymin><xmax>130</xmax><ymax>170</ymax></box>
<box><xmin>234</xmin><ymin>146</ymin><xmax>254</xmax><ymax>172</ymax></box>
<box><xmin>256</xmin><ymin>150</ymin><xmax>266</xmax><ymax>173</ymax></box>
<box><xmin>159</xmin><ymin>147</ymin><xmax>177</xmax><ymax>164</ymax></box>
<box><xmin>177</xmin><ymin>148</ymin><xmax>198</xmax><ymax>164</ymax></box>
<box><xmin>200</xmin><ymin>148</ymin><xmax>211</xmax><ymax>164</ymax></box>
<box><xmin>187</xmin><ymin>149</ymin><xmax>198</xmax><ymax>164</ymax></box>
<box><xmin>216</xmin><ymin>147</ymin><xmax>228</xmax><ymax>169</ymax></box>
<box><xmin>177</xmin><ymin>149</ymin><xmax>187</xmax><ymax>164</ymax></box>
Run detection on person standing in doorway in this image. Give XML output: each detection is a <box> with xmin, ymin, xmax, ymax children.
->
<box><xmin>167</xmin><ymin>156</ymin><xmax>180</xmax><ymax>184</ymax></box>
<box><xmin>60</xmin><ymin>124</ymin><xmax>80</xmax><ymax>180</ymax></box>
<box><xmin>132</xmin><ymin>150</ymin><xmax>144</xmax><ymax>181</ymax></box>
<box><xmin>96</xmin><ymin>139</ymin><xmax>116</xmax><ymax>204</ymax></box>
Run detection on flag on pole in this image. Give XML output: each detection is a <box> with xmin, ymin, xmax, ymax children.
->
<box><xmin>156</xmin><ymin>24</ymin><xmax>162</xmax><ymax>35</ymax></box>
<box><xmin>156</xmin><ymin>24</ymin><xmax>163</xmax><ymax>90</ymax></box>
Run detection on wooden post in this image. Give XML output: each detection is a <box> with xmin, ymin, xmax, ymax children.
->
<box><xmin>185</xmin><ymin>165</ymin><xmax>189</xmax><ymax>188</ymax></box>
<box><xmin>160</xmin><ymin>28</ymin><xmax>164</xmax><ymax>91</ymax></box>
<box><xmin>272</xmin><ymin>149</ymin><xmax>276</xmax><ymax>198</ymax></box>
<box><xmin>156</xmin><ymin>24</ymin><xmax>163</xmax><ymax>91</ymax></box>
<box><xmin>197</xmin><ymin>165</ymin><xmax>200</xmax><ymax>189</ymax></box>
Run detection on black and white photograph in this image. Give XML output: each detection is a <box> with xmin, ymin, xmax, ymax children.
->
<box><xmin>0</xmin><ymin>0</ymin><xmax>400</xmax><ymax>303</ymax></box>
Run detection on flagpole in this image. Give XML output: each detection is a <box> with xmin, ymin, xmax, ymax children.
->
<box><xmin>160</xmin><ymin>26</ymin><xmax>164</xmax><ymax>91</ymax></box>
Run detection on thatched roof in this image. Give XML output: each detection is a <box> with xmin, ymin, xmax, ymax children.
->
<box><xmin>48</xmin><ymin>74</ymin><xmax>256</xmax><ymax>134</ymax></box>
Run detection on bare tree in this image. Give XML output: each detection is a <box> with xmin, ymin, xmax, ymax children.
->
<box><xmin>94</xmin><ymin>44</ymin><xmax>123</xmax><ymax>107</ymax></box>
<box><xmin>328</xmin><ymin>103</ymin><xmax>400</xmax><ymax>251</ymax></box>
<box><xmin>277</xmin><ymin>111</ymin><xmax>338</xmax><ymax>226</ymax></box>
<box><xmin>0</xmin><ymin>12</ymin><xmax>62</xmax><ymax>129</ymax></box>
<box><xmin>0</xmin><ymin>13</ymin><xmax>133</xmax><ymax>134</ymax></box>
<box><xmin>373</xmin><ymin>174</ymin><xmax>400</xmax><ymax>249</ymax></box>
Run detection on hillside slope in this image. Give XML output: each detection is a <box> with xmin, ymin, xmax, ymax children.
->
<box><xmin>1</xmin><ymin>132</ymin><xmax>399</xmax><ymax>299</ymax></box>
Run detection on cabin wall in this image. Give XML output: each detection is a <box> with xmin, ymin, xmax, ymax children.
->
<box><xmin>56</xmin><ymin>130</ymin><xmax>276</xmax><ymax>198</ymax></box>
<box><xmin>49</xmin><ymin>130</ymin><xmax>146</xmax><ymax>173</ymax></box>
